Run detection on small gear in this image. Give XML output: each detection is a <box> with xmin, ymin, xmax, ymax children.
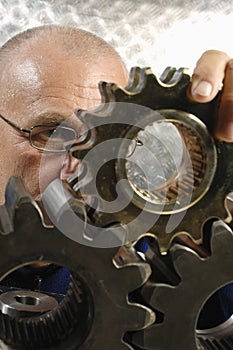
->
<box><xmin>0</xmin><ymin>279</ymin><xmax>86</xmax><ymax>349</ymax></box>
<box><xmin>0</xmin><ymin>177</ymin><xmax>154</xmax><ymax>349</ymax></box>
<box><xmin>71</xmin><ymin>66</ymin><xmax>233</xmax><ymax>253</ymax></box>
<box><xmin>131</xmin><ymin>220</ymin><xmax>233</xmax><ymax>350</ymax></box>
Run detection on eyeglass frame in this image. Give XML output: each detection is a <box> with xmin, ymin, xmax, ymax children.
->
<box><xmin>0</xmin><ymin>114</ymin><xmax>78</xmax><ymax>153</ymax></box>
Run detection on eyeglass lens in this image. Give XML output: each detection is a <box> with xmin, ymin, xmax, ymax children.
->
<box><xmin>31</xmin><ymin>126</ymin><xmax>77</xmax><ymax>151</ymax></box>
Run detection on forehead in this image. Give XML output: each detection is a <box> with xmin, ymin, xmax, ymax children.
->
<box><xmin>4</xmin><ymin>49</ymin><xmax>109</xmax><ymax>91</ymax></box>
<box><xmin>4</xmin><ymin>39</ymin><xmax>127</xmax><ymax>88</ymax></box>
<box><xmin>0</xmin><ymin>43</ymin><xmax>127</xmax><ymax>123</ymax></box>
<box><xmin>3</xmin><ymin>41</ymin><xmax>126</xmax><ymax>92</ymax></box>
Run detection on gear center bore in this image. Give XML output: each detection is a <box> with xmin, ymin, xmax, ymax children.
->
<box><xmin>123</xmin><ymin>109</ymin><xmax>217</xmax><ymax>214</ymax></box>
<box><xmin>0</xmin><ymin>264</ymin><xmax>94</xmax><ymax>349</ymax></box>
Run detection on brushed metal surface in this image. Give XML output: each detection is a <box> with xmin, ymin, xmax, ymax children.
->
<box><xmin>0</xmin><ymin>0</ymin><xmax>232</xmax><ymax>72</ymax></box>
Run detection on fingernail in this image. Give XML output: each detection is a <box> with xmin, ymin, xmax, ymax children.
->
<box><xmin>216</xmin><ymin>121</ymin><xmax>233</xmax><ymax>142</ymax></box>
<box><xmin>192</xmin><ymin>80</ymin><xmax>212</xmax><ymax>97</ymax></box>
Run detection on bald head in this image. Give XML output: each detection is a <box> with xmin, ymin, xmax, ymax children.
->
<box><xmin>0</xmin><ymin>25</ymin><xmax>129</xmax><ymax>114</ymax></box>
<box><xmin>0</xmin><ymin>26</ymin><xmax>128</xmax><ymax>104</ymax></box>
<box><xmin>0</xmin><ymin>25</ymin><xmax>129</xmax><ymax>203</ymax></box>
<box><xmin>0</xmin><ymin>25</ymin><xmax>127</xmax><ymax>69</ymax></box>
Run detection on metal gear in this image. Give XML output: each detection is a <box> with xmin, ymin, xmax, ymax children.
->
<box><xmin>0</xmin><ymin>176</ymin><xmax>154</xmax><ymax>349</ymax></box>
<box><xmin>131</xmin><ymin>220</ymin><xmax>233</xmax><ymax>350</ymax></box>
<box><xmin>0</xmin><ymin>279</ymin><xmax>86</xmax><ymax>349</ymax></box>
<box><xmin>70</xmin><ymin>66</ymin><xmax>233</xmax><ymax>253</ymax></box>
<box><xmin>196</xmin><ymin>316</ymin><xmax>233</xmax><ymax>350</ymax></box>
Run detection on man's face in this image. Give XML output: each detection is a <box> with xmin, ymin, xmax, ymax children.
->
<box><xmin>0</xmin><ymin>41</ymin><xmax>128</xmax><ymax>203</ymax></box>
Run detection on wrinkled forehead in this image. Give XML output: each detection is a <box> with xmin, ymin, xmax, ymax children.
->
<box><xmin>4</xmin><ymin>54</ymin><xmax>81</xmax><ymax>94</ymax></box>
<box><xmin>0</xmin><ymin>44</ymin><xmax>128</xmax><ymax>116</ymax></box>
<box><xmin>3</xmin><ymin>46</ymin><xmax>125</xmax><ymax>89</ymax></box>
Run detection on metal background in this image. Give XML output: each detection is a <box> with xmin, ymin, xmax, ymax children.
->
<box><xmin>0</xmin><ymin>0</ymin><xmax>232</xmax><ymax>74</ymax></box>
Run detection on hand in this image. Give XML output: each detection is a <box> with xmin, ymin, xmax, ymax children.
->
<box><xmin>189</xmin><ymin>50</ymin><xmax>233</xmax><ymax>142</ymax></box>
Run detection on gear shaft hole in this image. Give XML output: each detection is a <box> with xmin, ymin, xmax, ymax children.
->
<box><xmin>196</xmin><ymin>283</ymin><xmax>233</xmax><ymax>348</ymax></box>
<box><xmin>15</xmin><ymin>295</ymin><xmax>41</xmax><ymax>306</ymax></box>
<box><xmin>121</xmin><ymin>109</ymin><xmax>217</xmax><ymax>215</ymax></box>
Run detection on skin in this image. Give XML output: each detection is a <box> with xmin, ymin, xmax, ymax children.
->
<box><xmin>189</xmin><ymin>50</ymin><xmax>233</xmax><ymax>141</ymax></box>
<box><xmin>0</xmin><ymin>29</ymin><xmax>231</xmax><ymax>275</ymax></box>
<box><xmin>0</xmin><ymin>35</ymin><xmax>128</xmax><ymax>204</ymax></box>
<box><xmin>0</xmin><ymin>32</ymin><xmax>232</xmax><ymax>206</ymax></box>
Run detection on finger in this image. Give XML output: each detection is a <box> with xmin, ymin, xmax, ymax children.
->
<box><xmin>215</xmin><ymin>59</ymin><xmax>233</xmax><ymax>142</ymax></box>
<box><xmin>188</xmin><ymin>50</ymin><xmax>230</xmax><ymax>103</ymax></box>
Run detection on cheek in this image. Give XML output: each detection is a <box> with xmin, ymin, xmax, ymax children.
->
<box><xmin>14</xmin><ymin>151</ymin><xmax>42</xmax><ymax>197</ymax></box>
<box><xmin>15</xmin><ymin>151</ymin><xmax>66</xmax><ymax>198</ymax></box>
<box><xmin>0</xmin><ymin>145</ymin><xmax>21</xmax><ymax>203</ymax></box>
<box><xmin>39</xmin><ymin>152</ymin><xmax>67</xmax><ymax>194</ymax></box>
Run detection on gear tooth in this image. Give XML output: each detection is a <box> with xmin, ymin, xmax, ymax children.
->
<box><xmin>126</xmin><ymin>66</ymin><xmax>142</xmax><ymax>91</ymax></box>
<box><xmin>167</xmin><ymin>67</ymin><xmax>190</xmax><ymax>85</ymax></box>
<box><xmin>136</xmin><ymin>262</ymin><xmax>152</xmax><ymax>286</ymax></box>
<box><xmin>111</xmin><ymin>66</ymin><xmax>151</xmax><ymax>98</ymax></box>
<box><xmin>5</xmin><ymin>178</ymin><xmax>45</xmax><ymax>234</ymax></box>
<box><xmin>109</xmin><ymin>263</ymin><xmax>149</xmax><ymax>306</ymax></box>
<box><xmin>5</xmin><ymin>177</ymin><xmax>34</xmax><ymax>209</ymax></box>
<box><xmin>0</xmin><ymin>280</ymin><xmax>83</xmax><ymax>348</ymax></box>
<box><xmin>119</xmin><ymin>341</ymin><xmax>134</xmax><ymax>350</ymax></box>
<box><xmin>159</xmin><ymin>66</ymin><xmax>177</xmax><ymax>83</ymax></box>
<box><xmin>142</xmin><ymin>283</ymin><xmax>174</xmax><ymax>312</ymax></box>
<box><xmin>132</xmin><ymin>324</ymin><xmax>164</xmax><ymax>349</ymax></box>
<box><xmin>0</xmin><ymin>178</ymin><xmax>160</xmax><ymax>350</ymax></box>
<box><xmin>0</xmin><ymin>205</ymin><xmax>13</xmax><ymax>235</ymax></box>
<box><xmin>113</xmin><ymin>246</ymin><xmax>151</xmax><ymax>289</ymax></box>
<box><xmin>211</xmin><ymin>220</ymin><xmax>233</xmax><ymax>255</ymax></box>
<box><xmin>140</xmin><ymin>282</ymin><xmax>156</xmax><ymax>304</ymax></box>
<box><xmin>116</xmin><ymin>250</ymin><xmax>152</xmax><ymax>290</ymax></box>
<box><xmin>0</xmin><ymin>315</ymin><xmax>13</xmax><ymax>344</ymax></box>
<box><xmin>75</xmin><ymin>107</ymin><xmax>109</xmax><ymax>130</ymax></box>
<box><xmin>197</xmin><ymin>335</ymin><xmax>233</xmax><ymax>350</ymax></box>
<box><xmin>170</xmin><ymin>243</ymin><xmax>202</xmax><ymax>278</ymax></box>
<box><xmin>125</xmin><ymin>303</ymin><xmax>155</xmax><ymax>331</ymax></box>
<box><xmin>98</xmin><ymin>81</ymin><xmax>114</xmax><ymax>104</ymax></box>
<box><xmin>102</xmin><ymin>69</ymin><xmax>140</xmax><ymax>103</ymax></box>
<box><xmin>159</xmin><ymin>67</ymin><xmax>190</xmax><ymax>86</ymax></box>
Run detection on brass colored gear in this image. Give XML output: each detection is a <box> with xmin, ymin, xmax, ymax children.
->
<box><xmin>71</xmin><ymin>66</ymin><xmax>233</xmax><ymax>253</ymax></box>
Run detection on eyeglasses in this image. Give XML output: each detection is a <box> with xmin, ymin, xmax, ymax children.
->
<box><xmin>0</xmin><ymin>115</ymin><xmax>78</xmax><ymax>152</ymax></box>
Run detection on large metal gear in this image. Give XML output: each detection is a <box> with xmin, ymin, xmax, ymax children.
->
<box><xmin>131</xmin><ymin>220</ymin><xmax>233</xmax><ymax>350</ymax></box>
<box><xmin>70</xmin><ymin>66</ymin><xmax>233</xmax><ymax>254</ymax></box>
<box><xmin>0</xmin><ymin>176</ymin><xmax>154</xmax><ymax>349</ymax></box>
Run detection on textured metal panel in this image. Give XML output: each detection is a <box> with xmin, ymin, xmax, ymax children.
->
<box><xmin>0</xmin><ymin>0</ymin><xmax>232</xmax><ymax>72</ymax></box>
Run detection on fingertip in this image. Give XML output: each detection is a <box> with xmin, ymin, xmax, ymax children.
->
<box><xmin>189</xmin><ymin>76</ymin><xmax>215</xmax><ymax>103</ymax></box>
<box><xmin>192</xmin><ymin>80</ymin><xmax>212</xmax><ymax>97</ymax></box>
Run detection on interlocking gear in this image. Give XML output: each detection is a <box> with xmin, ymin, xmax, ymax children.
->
<box><xmin>0</xmin><ymin>177</ymin><xmax>154</xmax><ymax>349</ymax></box>
<box><xmin>71</xmin><ymin>66</ymin><xmax>233</xmax><ymax>253</ymax></box>
<box><xmin>131</xmin><ymin>220</ymin><xmax>233</xmax><ymax>350</ymax></box>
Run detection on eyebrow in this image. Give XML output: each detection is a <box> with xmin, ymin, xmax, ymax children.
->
<box><xmin>25</xmin><ymin>113</ymin><xmax>67</xmax><ymax>128</ymax></box>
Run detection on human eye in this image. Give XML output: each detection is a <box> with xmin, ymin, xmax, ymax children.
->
<box><xmin>41</xmin><ymin>128</ymin><xmax>57</xmax><ymax>139</ymax></box>
<box><xmin>31</xmin><ymin>125</ymin><xmax>77</xmax><ymax>151</ymax></box>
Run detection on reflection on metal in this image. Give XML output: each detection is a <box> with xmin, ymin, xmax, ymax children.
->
<box><xmin>0</xmin><ymin>177</ymin><xmax>153</xmax><ymax>349</ymax></box>
<box><xmin>196</xmin><ymin>315</ymin><xmax>233</xmax><ymax>349</ymax></box>
<box><xmin>0</xmin><ymin>289</ymin><xmax>58</xmax><ymax>317</ymax></box>
<box><xmin>0</xmin><ymin>0</ymin><xmax>232</xmax><ymax>72</ymax></box>
<box><xmin>132</xmin><ymin>221</ymin><xmax>233</xmax><ymax>350</ymax></box>
<box><xmin>72</xmin><ymin>66</ymin><xmax>233</xmax><ymax>253</ymax></box>
<box><xmin>124</xmin><ymin>110</ymin><xmax>216</xmax><ymax>213</ymax></box>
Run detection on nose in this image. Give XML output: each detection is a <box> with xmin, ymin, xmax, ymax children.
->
<box><xmin>60</xmin><ymin>151</ymin><xmax>81</xmax><ymax>181</ymax></box>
